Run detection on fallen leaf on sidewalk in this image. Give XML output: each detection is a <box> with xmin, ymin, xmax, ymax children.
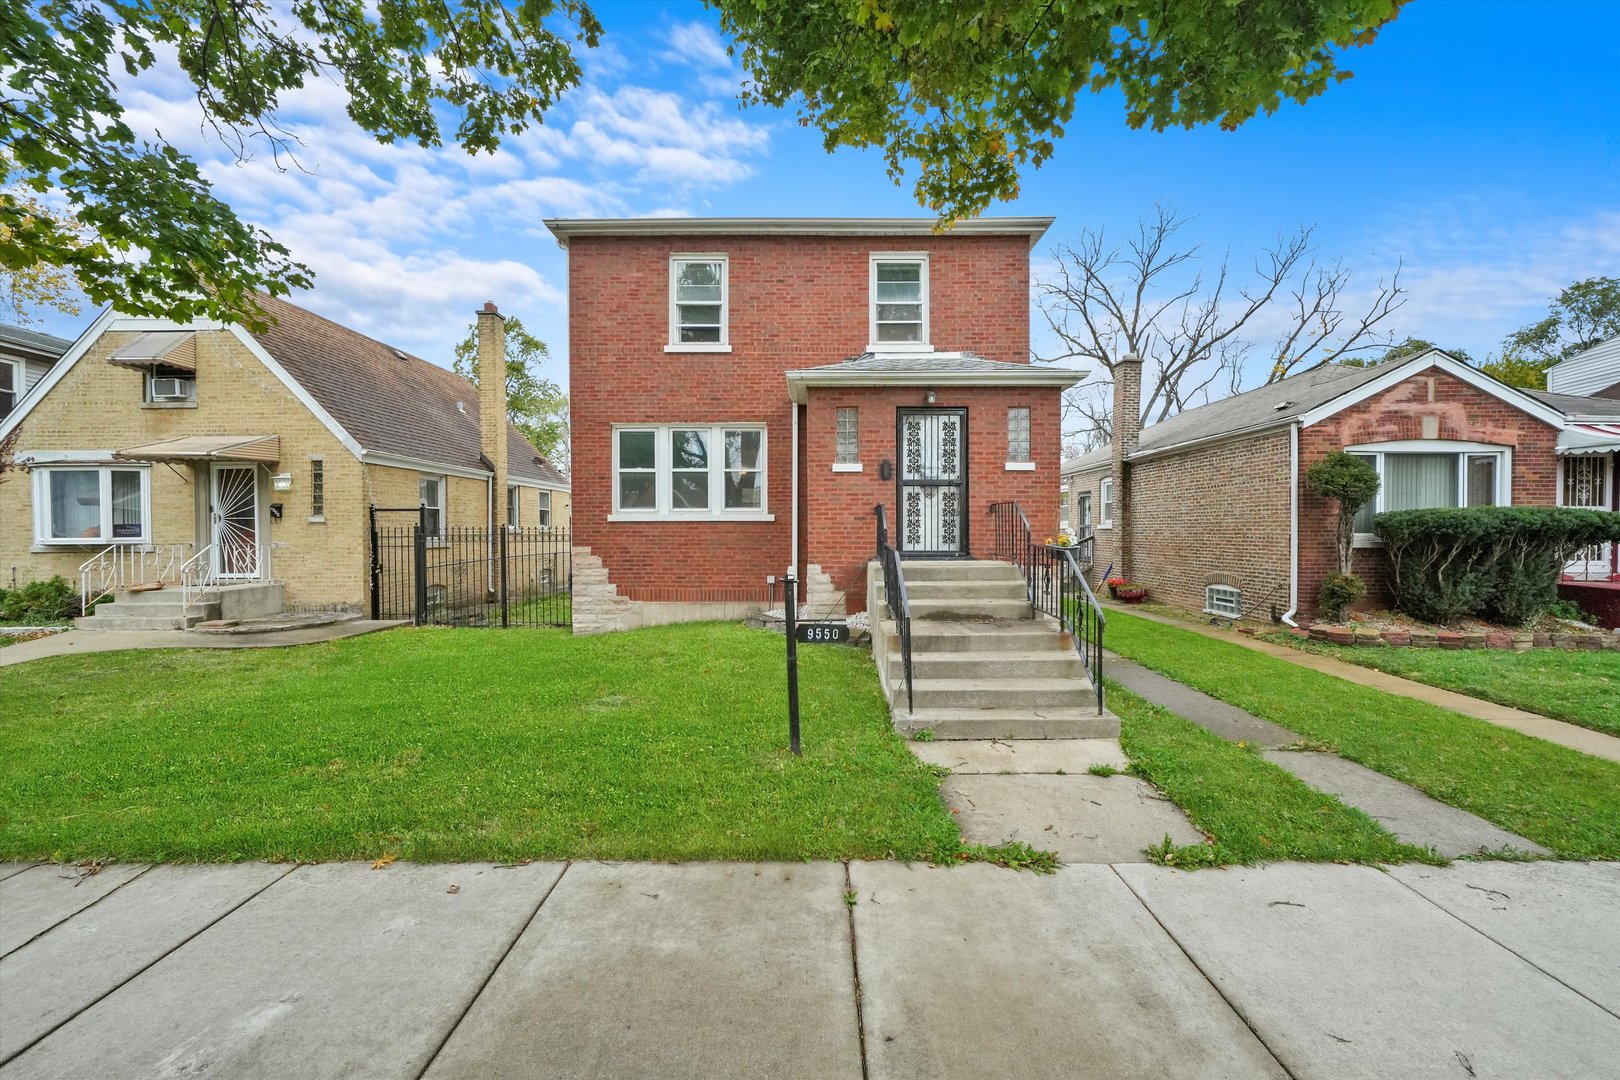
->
<box><xmin>447</xmin><ymin>884</ymin><xmax>460</xmax><ymax>894</ymax></box>
<box><xmin>372</xmin><ymin>854</ymin><xmax>397</xmax><ymax>870</ymax></box>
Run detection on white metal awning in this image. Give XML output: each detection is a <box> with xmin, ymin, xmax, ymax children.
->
<box><xmin>114</xmin><ymin>434</ymin><xmax>281</xmax><ymax>464</ymax></box>
<box><xmin>1559</xmin><ymin>423</ymin><xmax>1620</xmax><ymax>456</ymax></box>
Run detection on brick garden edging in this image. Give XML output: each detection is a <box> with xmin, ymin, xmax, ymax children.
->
<box><xmin>1274</xmin><ymin>624</ymin><xmax>1620</xmax><ymax>652</ymax></box>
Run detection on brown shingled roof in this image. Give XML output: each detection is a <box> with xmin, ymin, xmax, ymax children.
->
<box><xmin>247</xmin><ymin>293</ymin><xmax>567</xmax><ymax>488</ymax></box>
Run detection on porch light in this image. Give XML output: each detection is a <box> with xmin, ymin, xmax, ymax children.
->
<box><xmin>925</xmin><ymin>389</ymin><xmax>936</xmax><ymax>404</ymax></box>
<box><xmin>271</xmin><ymin>473</ymin><xmax>293</xmax><ymax>491</ymax></box>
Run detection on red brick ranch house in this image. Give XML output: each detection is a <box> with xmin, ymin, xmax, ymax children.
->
<box><xmin>545</xmin><ymin>217</ymin><xmax>1085</xmax><ymax>633</ymax></box>
<box><xmin>1061</xmin><ymin>348</ymin><xmax>1603</xmax><ymax>625</ymax></box>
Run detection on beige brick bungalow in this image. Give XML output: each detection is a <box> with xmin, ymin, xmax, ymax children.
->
<box><xmin>0</xmin><ymin>295</ymin><xmax>568</xmax><ymax>615</ymax></box>
<box><xmin>1062</xmin><ymin>347</ymin><xmax>1620</xmax><ymax>626</ymax></box>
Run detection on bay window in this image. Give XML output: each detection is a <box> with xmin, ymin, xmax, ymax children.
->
<box><xmin>33</xmin><ymin>466</ymin><xmax>151</xmax><ymax>544</ymax></box>
<box><xmin>613</xmin><ymin>424</ymin><xmax>769</xmax><ymax>518</ymax></box>
<box><xmin>1347</xmin><ymin>443</ymin><xmax>1509</xmax><ymax>539</ymax></box>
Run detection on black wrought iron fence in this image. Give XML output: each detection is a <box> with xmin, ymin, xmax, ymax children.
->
<box><xmin>369</xmin><ymin>505</ymin><xmax>571</xmax><ymax>628</ymax></box>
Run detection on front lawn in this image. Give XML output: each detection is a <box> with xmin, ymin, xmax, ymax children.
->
<box><xmin>1105</xmin><ymin>610</ymin><xmax>1620</xmax><ymax>859</ymax></box>
<box><xmin>1112</xmin><ymin>684</ymin><xmax>1440</xmax><ymax>868</ymax></box>
<box><xmin>1265</xmin><ymin>635</ymin><xmax>1620</xmax><ymax>738</ymax></box>
<box><xmin>0</xmin><ymin>624</ymin><xmax>960</xmax><ymax>863</ymax></box>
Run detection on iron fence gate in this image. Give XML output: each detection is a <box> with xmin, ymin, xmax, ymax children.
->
<box><xmin>369</xmin><ymin>506</ymin><xmax>571</xmax><ymax>627</ymax></box>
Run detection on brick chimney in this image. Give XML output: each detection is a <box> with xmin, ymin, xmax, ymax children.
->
<box><xmin>477</xmin><ymin>301</ymin><xmax>509</xmax><ymax>528</ymax></box>
<box><xmin>1111</xmin><ymin>353</ymin><xmax>1143</xmax><ymax>579</ymax></box>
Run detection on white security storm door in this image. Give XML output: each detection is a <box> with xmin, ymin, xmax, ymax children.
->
<box><xmin>897</xmin><ymin>408</ymin><xmax>967</xmax><ymax>555</ymax></box>
<box><xmin>211</xmin><ymin>464</ymin><xmax>261</xmax><ymax>579</ymax></box>
<box><xmin>1563</xmin><ymin>455</ymin><xmax>1614</xmax><ymax>578</ymax></box>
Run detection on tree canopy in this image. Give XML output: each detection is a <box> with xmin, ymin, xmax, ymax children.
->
<box><xmin>452</xmin><ymin>316</ymin><xmax>569</xmax><ymax>473</ymax></box>
<box><xmin>1479</xmin><ymin>277</ymin><xmax>1620</xmax><ymax>389</ymax></box>
<box><xmin>2</xmin><ymin>0</ymin><xmax>1404</xmax><ymax>324</ymax></box>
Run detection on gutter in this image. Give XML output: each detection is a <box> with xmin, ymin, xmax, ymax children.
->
<box><xmin>1282</xmin><ymin>421</ymin><xmax>1300</xmax><ymax>627</ymax></box>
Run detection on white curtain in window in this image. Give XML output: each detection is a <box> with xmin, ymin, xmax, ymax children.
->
<box><xmin>1384</xmin><ymin>453</ymin><xmax>1458</xmax><ymax>511</ymax></box>
<box><xmin>50</xmin><ymin>470</ymin><xmax>100</xmax><ymax>539</ymax></box>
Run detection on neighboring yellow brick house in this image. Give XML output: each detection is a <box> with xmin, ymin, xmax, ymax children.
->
<box><xmin>0</xmin><ymin>295</ymin><xmax>569</xmax><ymax>615</ymax></box>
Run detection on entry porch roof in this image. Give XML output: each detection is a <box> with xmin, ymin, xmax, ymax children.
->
<box><xmin>785</xmin><ymin>351</ymin><xmax>1085</xmax><ymax>404</ymax></box>
<box><xmin>114</xmin><ymin>434</ymin><xmax>281</xmax><ymax>464</ymax></box>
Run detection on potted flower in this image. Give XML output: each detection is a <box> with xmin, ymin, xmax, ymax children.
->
<box><xmin>1116</xmin><ymin>582</ymin><xmax>1148</xmax><ymax>603</ymax></box>
<box><xmin>1045</xmin><ymin>531</ymin><xmax>1077</xmax><ymax>548</ymax></box>
<box><xmin>1105</xmin><ymin>575</ymin><xmax>1126</xmax><ymax>599</ymax></box>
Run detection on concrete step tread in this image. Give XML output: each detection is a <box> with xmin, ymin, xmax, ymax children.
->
<box><xmin>913</xmin><ymin>677</ymin><xmax>1089</xmax><ymax>691</ymax></box>
<box><xmin>905</xmin><ymin>650</ymin><xmax>1082</xmax><ymax>663</ymax></box>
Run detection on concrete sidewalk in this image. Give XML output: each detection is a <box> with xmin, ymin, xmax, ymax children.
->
<box><xmin>0</xmin><ymin>620</ymin><xmax>406</xmax><ymax>667</ymax></box>
<box><xmin>2</xmin><ymin>859</ymin><xmax>1616</xmax><ymax>1079</ymax></box>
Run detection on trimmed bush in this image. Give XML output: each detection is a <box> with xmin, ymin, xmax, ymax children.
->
<box><xmin>1317</xmin><ymin>572</ymin><xmax>1367</xmax><ymax>623</ymax></box>
<box><xmin>1375</xmin><ymin>507</ymin><xmax>1620</xmax><ymax>625</ymax></box>
<box><xmin>1306</xmin><ymin>451</ymin><xmax>1380</xmax><ymax>577</ymax></box>
<box><xmin>0</xmin><ymin>576</ymin><xmax>79</xmax><ymax>625</ymax></box>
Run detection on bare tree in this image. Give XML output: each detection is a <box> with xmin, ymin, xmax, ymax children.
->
<box><xmin>1035</xmin><ymin>206</ymin><xmax>1406</xmax><ymax>446</ymax></box>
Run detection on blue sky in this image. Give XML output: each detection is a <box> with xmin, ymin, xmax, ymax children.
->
<box><xmin>31</xmin><ymin>0</ymin><xmax>1620</xmax><ymax>407</ymax></box>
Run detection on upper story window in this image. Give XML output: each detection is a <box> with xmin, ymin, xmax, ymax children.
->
<box><xmin>1347</xmin><ymin>442</ymin><xmax>1509</xmax><ymax>540</ymax></box>
<box><xmin>870</xmin><ymin>253</ymin><xmax>930</xmax><ymax>349</ymax></box>
<box><xmin>32</xmin><ymin>466</ymin><xmax>151</xmax><ymax>545</ymax></box>
<box><xmin>145</xmin><ymin>368</ymin><xmax>196</xmax><ymax>403</ymax></box>
<box><xmin>668</xmin><ymin>255</ymin><xmax>729</xmax><ymax>351</ymax></box>
<box><xmin>0</xmin><ymin>358</ymin><xmax>17</xmax><ymax>418</ymax></box>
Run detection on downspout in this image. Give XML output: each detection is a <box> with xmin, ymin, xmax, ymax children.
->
<box><xmin>789</xmin><ymin>399</ymin><xmax>799</xmax><ymax>581</ymax></box>
<box><xmin>1281</xmin><ymin>421</ymin><xmax>1300</xmax><ymax>627</ymax></box>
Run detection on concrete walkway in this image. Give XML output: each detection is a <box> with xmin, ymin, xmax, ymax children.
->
<box><xmin>2</xmin><ymin>858</ymin><xmax>1617</xmax><ymax>1079</ymax></box>
<box><xmin>0</xmin><ymin>620</ymin><xmax>407</xmax><ymax>668</ymax></box>
<box><xmin>1114</xmin><ymin>606</ymin><xmax>1620</xmax><ymax>764</ymax></box>
<box><xmin>1102</xmin><ymin>652</ymin><xmax>1549</xmax><ymax>857</ymax></box>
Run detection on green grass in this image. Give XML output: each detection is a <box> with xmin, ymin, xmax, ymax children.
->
<box><xmin>0</xmin><ymin>624</ymin><xmax>961</xmax><ymax>864</ymax></box>
<box><xmin>1112</xmin><ymin>683</ymin><xmax>1440</xmax><ymax>868</ymax></box>
<box><xmin>1265</xmin><ymin>635</ymin><xmax>1620</xmax><ymax>738</ymax></box>
<box><xmin>1106</xmin><ymin>609</ymin><xmax>1620</xmax><ymax>858</ymax></box>
<box><xmin>0</xmin><ymin>636</ymin><xmax>14</xmax><ymax>649</ymax></box>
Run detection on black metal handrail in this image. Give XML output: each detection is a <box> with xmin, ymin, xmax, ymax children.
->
<box><xmin>988</xmin><ymin>501</ymin><xmax>1106</xmax><ymax>715</ymax></box>
<box><xmin>874</xmin><ymin>503</ymin><xmax>914</xmax><ymax>712</ymax></box>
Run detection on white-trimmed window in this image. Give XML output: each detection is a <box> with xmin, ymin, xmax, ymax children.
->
<box><xmin>419</xmin><ymin>474</ymin><xmax>445</xmax><ymax>538</ymax></box>
<box><xmin>1346</xmin><ymin>442</ymin><xmax>1510</xmax><ymax>542</ymax></box>
<box><xmin>507</xmin><ymin>485</ymin><xmax>521</xmax><ymax>527</ymax></box>
<box><xmin>145</xmin><ymin>370</ymin><xmax>195</xmax><ymax>402</ymax></box>
<box><xmin>538</xmin><ymin>490</ymin><xmax>553</xmax><ymax>528</ymax></box>
<box><xmin>1205</xmin><ymin>585</ymin><xmax>1242</xmax><ymax>618</ymax></box>
<box><xmin>1076</xmin><ymin>493</ymin><xmax>1092</xmax><ymax>531</ymax></box>
<box><xmin>869</xmin><ymin>253</ymin><xmax>929</xmax><ymax>349</ymax></box>
<box><xmin>835</xmin><ymin>407</ymin><xmax>860</xmax><ymax>467</ymax></box>
<box><xmin>613</xmin><ymin>424</ymin><xmax>769</xmax><ymax>518</ymax></box>
<box><xmin>0</xmin><ymin>358</ymin><xmax>18</xmax><ymax>418</ymax></box>
<box><xmin>32</xmin><ymin>466</ymin><xmax>151</xmax><ymax>544</ymax></box>
<box><xmin>1007</xmin><ymin>407</ymin><xmax>1032</xmax><ymax>465</ymax></box>
<box><xmin>668</xmin><ymin>255</ymin><xmax>728</xmax><ymax>349</ymax></box>
<box><xmin>1099</xmin><ymin>477</ymin><xmax>1115</xmax><ymax>528</ymax></box>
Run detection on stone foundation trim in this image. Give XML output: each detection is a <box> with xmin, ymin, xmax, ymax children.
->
<box><xmin>1305</xmin><ymin>624</ymin><xmax>1618</xmax><ymax>652</ymax></box>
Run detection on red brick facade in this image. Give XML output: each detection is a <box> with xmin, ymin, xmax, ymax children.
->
<box><xmin>565</xmin><ymin>227</ymin><xmax>1055</xmax><ymax>614</ymax></box>
<box><xmin>1066</xmin><ymin>362</ymin><xmax>1564</xmax><ymax>622</ymax></box>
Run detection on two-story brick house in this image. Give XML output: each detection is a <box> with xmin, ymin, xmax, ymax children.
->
<box><xmin>547</xmin><ymin>217</ymin><xmax>1084</xmax><ymax>633</ymax></box>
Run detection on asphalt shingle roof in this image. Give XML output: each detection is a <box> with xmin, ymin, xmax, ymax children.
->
<box><xmin>0</xmin><ymin>322</ymin><xmax>71</xmax><ymax>357</ymax></box>
<box><xmin>248</xmin><ymin>294</ymin><xmax>567</xmax><ymax>487</ymax></box>
<box><xmin>1527</xmin><ymin>389</ymin><xmax>1620</xmax><ymax>418</ymax></box>
<box><xmin>824</xmin><ymin>350</ymin><xmax>1022</xmax><ymax>373</ymax></box>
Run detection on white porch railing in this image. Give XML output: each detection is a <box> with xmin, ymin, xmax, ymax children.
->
<box><xmin>180</xmin><ymin>546</ymin><xmax>216</xmax><ymax>620</ymax></box>
<box><xmin>79</xmin><ymin>544</ymin><xmax>187</xmax><ymax>612</ymax></box>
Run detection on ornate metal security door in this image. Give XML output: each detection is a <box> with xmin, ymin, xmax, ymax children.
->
<box><xmin>1562</xmin><ymin>455</ymin><xmax>1614</xmax><ymax>578</ymax></box>
<box><xmin>896</xmin><ymin>408</ymin><xmax>967</xmax><ymax>555</ymax></box>
<box><xmin>210</xmin><ymin>464</ymin><xmax>261</xmax><ymax>579</ymax></box>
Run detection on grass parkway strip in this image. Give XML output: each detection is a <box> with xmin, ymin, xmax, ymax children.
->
<box><xmin>1104</xmin><ymin>609</ymin><xmax>1620</xmax><ymax>860</ymax></box>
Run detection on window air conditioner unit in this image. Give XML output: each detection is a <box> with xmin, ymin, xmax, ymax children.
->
<box><xmin>150</xmin><ymin>377</ymin><xmax>192</xmax><ymax>400</ymax></box>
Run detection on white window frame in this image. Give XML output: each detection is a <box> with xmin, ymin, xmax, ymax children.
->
<box><xmin>1098</xmin><ymin>477</ymin><xmax>1115</xmax><ymax>529</ymax></box>
<box><xmin>507</xmin><ymin>485</ymin><xmax>521</xmax><ymax>528</ymax></box>
<box><xmin>0</xmin><ymin>357</ymin><xmax>19</xmax><ymax>418</ymax></box>
<box><xmin>1006</xmin><ymin>406</ymin><xmax>1034</xmax><ymax>469</ymax></box>
<box><xmin>1076</xmin><ymin>493</ymin><xmax>1092</xmax><ymax>531</ymax></box>
<box><xmin>418</xmin><ymin>474</ymin><xmax>446</xmax><ymax>539</ymax></box>
<box><xmin>868</xmin><ymin>252</ymin><xmax>931</xmax><ymax>352</ymax></box>
<box><xmin>144</xmin><ymin>370</ymin><xmax>196</xmax><ymax>403</ymax></box>
<box><xmin>538</xmin><ymin>489</ymin><xmax>553</xmax><ymax>528</ymax></box>
<box><xmin>666</xmin><ymin>253</ymin><xmax>730</xmax><ymax>353</ymax></box>
<box><xmin>1205</xmin><ymin>584</ymin><xmax>1242</xmax><ymax>618</ymax></box>
<box><xmin>31</xmin><ymin>465</ymin><xmax>153</xmax><ymax>546</ymax></box>
<box><xmin>1344</xmin><ymin>440</ymin><xmax>1512</xmax><ymax>547</ymax></box>
<box><xmin>610</xmin><ymin>423</ymin><xmax>772</xmax><ymax>521</ymax></box>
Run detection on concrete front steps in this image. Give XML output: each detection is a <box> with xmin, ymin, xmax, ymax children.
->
<box><xmin>77</xmin><ymin>582</ymin><xmax>285</xmax><ymax>631</ymax></box>
<box><xmin>869</xmin><ymin>559</ymin><xmax>1118</xmax><ymax>740</ymax></box>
